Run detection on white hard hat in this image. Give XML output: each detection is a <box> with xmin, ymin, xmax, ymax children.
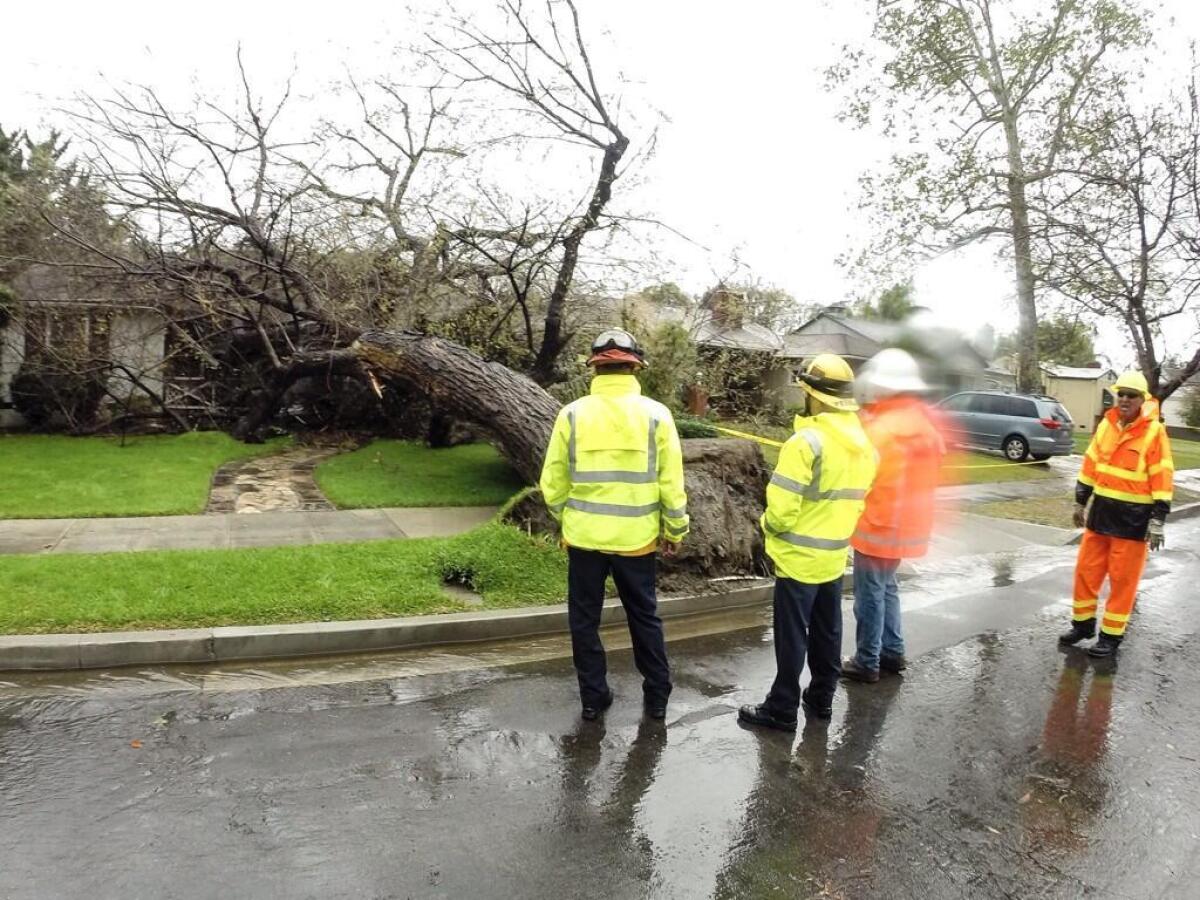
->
<box><xmin>858</xmin><ymin>348</ymin><xmax>928</xmax><ymax>401</ymax></box>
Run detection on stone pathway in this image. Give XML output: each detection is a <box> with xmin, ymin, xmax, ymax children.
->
<box><xmin>205</xmin><ymin>444</ymin><xmax>344</xmax><ymax>514</ymax></box>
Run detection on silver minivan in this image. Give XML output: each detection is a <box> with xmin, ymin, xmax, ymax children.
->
<box><xmin>938</xmin><ymin>391</ymin><xmax>1075</xmax><ymax>461</ymax></box>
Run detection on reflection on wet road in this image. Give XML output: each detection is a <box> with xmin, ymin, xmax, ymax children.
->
<box><xmin>2</xmin><ymin>524</ymin><xmax>1199</xmax><ymax>898</ymax></box>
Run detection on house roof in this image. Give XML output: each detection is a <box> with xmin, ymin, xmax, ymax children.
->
<box><xmin>781</xmin><ymin>331</ymin><xmax>877</xmax><ymax>360</ymax></box>
<box><xmin>1042</xmin><ymin>365</ymin><xmax>1115</xmax><ymax>380</ymax></box>
<box><xmin>693</xmin><ymin>319</ymin><xmax>784</xmax><ymax>353</ymax></box>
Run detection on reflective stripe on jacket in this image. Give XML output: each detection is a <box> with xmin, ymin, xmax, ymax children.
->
<box><xmin>762</xmin><ymin>410</ymin><xmax>877</xmax><ymax>583</ymax></box>
<box><xmin>1075</xmin><ymin>399</ymin><xmax>1173</xmax><ymax>541</ymax></box>
<box><xmin>851</xmin><ymin>396</ymin><xmax>945</xmax><ymax>560</ymax></box>
<box><xmin>539</xmin><ymin>374</ymin><xmax>689</xmax><ymax>553</ymax></box>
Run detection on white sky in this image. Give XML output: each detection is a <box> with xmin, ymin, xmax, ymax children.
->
<box><xmin>3</xmin><ymin>0</ymin><xmax>1199</xmax><ymax>366</ymax></box>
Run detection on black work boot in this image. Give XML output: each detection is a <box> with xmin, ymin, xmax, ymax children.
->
<box><xmin>800</xmin><ymin>689</ymin><xmax>833</xmax><ymax>723</ymax></box>
<box><xmin>879</xmin><ymin>653</ymin><xmax>908</xmax><ymax>674</ymax></box>
<box><xmin>1058</xmin><ymin>619</ymin><xmax>1096</xmax><ymax>646</ymax></box>
<box><xmin>581</xmin><ymin>690</ymin><xmax>614</xmax><ymax>721</ymax></box>
<box><xmin>1087</xmin><ymin>634</ymin><xmax>1122</xmax><ymax>659</ymax></box>
<box><xmin>737</xmin><ymin>704</ymin><xmax>797</xmax><ymax>733</ymax></box>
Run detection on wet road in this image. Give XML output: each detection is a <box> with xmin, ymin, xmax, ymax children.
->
<box><xmin>3</xmin><ymin>521</ymin><xmax>1200</xmax><ymax>899</ymax></box>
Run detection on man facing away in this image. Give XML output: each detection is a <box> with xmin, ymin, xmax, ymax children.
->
<box><xmin>840</xmin><ymin>349</ymin><xmax>945</xmax><ymax>683</ymax></box>
<box><xmin>1060</xmin><ymin>370</ymin><xmax>1173</xmax><ymax>658</ymax></box>
<box><xmin>540</xmin><ymin>329</ymin><xmax>689</xmax><ymax>721</ymax></box>
<box><xmin>739</xmin><ymin>354</ymin><xmax>878</xmax><ymax>732</ymax></box>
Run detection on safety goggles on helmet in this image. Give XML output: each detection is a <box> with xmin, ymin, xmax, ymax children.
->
<box><xmin>591</xmin><ymin>329</ymin><xmax>642</xmax><ymax>358</ymax></box>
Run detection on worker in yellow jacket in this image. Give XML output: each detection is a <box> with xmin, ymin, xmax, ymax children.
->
<box><xmin>540</xmin><ymin>329</ymin><xmax>689</xmax><ymax>721</ymax></box>
<box><xmin>1060</xmin><ymin>370</ymin><xmax>1174</xmax><ymax>658</ymax></box>
<box><xmin>739</xmin><ymin>354</ymin><xmax>877</xmax><ymax>732</ymax></box>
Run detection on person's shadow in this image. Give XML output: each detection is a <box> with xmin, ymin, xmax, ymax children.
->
<box><xmin>554</xmin><ymin>717</ymin><xmax>669</xmax><ymax>881</ymax></box>
<box><xmin>1021</xmin><ymin>654</ymin><xmax>1115</xmax><ymax>852</ymax></box>
<box><xmin>712</xmin><ymin>679</ymin><xmax>903</xmax><ymax>897</ymax></box>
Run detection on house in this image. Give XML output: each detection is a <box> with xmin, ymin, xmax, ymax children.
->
<box><xmin>0</xmin><ymin>266</ymin><xmax>175</xmax><ymax>429</ymax></box>
<box><xmin>778</xmin><ymin>306</ymin><xmax>992</xmax><ymax>408</ymax></box>
<box><xmin>1039</xmin><ymin>365</ymin><xmax>1116</xmax><ymax>433</ymax></box>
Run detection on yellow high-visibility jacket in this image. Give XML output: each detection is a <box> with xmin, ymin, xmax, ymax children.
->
<box><xmin>762</xmin><ymin>410</ymin><xmax>877</xmax><ymax>583</ymax></box>
<box><xmin>540</xmin><ymin>374</ymin><xmax>689</xmax><ymax>553</ymax></box>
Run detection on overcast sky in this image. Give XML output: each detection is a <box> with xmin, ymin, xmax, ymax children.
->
<box><xmin>4</xmin><ymin>0</ymin><xmax>1200</xmax><ymax>366</ymax></box>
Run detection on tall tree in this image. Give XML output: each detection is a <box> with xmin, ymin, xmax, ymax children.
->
<box><xmin>1035</xmin><ymin>83</ymin><xmax>1200</xmax><ymax>399</ymax></box>
<box><xmin>995</xmin><ymin>312</ymin><xmax>1096</xmax><ymax>366</ymax></box>
<box><xmin>831</xmin><ymin>0</ymin><xmax>1148</xmax><ymax>392</ymax></box>
<box><xmin>855</xmin><ymin>280</ymin><xmax>917</xmax><ymax>321</ymax></box>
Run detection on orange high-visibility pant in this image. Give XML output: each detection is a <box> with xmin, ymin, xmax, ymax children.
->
<box><xmin>1072</xmin><ymin>529</ymin><xmax>1148</xmax><ymax>637</ymax></box>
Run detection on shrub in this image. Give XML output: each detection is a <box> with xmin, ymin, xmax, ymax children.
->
<box><xmin>1184</xmin><ymin>387</ymin><xmax>1200</xmax><ymax>429</ymax></box>
<box><xmin>11</xmin><ymin>369</ymin><xmax>106</xmax><ymax>429</ymax></box>
<box><xmin>676</xmin><ymin>415</ymin><xmax>719</xmax><ymax>438</ymax></box>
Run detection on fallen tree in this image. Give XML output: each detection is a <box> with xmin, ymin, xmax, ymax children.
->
<box><xmin>354</xmin><ymin>330</ymin><xmax>770</xmax><ymax>585</ymax></box>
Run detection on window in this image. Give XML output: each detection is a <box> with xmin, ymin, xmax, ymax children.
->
<box><xmin>942</xmin><ymin>393</ymin><xmax>976</xmax><ymax>412</ymax></box>
<box><xmin>1006</xmin><ymin>397</ymin><xmax>1039</xmax><ymax>418</ymax></box>
<box><xmin>971</xmin><ymin>394</ymin><xmax>1007</xmax><ymax>415</ymax></box>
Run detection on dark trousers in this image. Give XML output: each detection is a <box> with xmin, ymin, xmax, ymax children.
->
<box><xmin>765</xmin><ymin>575</ymin><xmax>843</xmax><ymax>717</ymax></box>
<box><xmin>567</xmin><ymin>548</ymin><xmax>671</xmax><ymax>707</ymax></box>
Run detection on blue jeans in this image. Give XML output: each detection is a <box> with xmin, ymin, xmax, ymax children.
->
<box><xmin>852</xmin><ymin>550</ymin><xmax>905</xmax><ymax>671</ymax></box>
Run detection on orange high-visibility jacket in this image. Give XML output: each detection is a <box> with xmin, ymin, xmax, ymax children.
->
<box><xmin>850</xmin><ymin>395</ymin><xmax>945</xmax><ymax>560</ymax></box>
<box><xmin>1076</xmin><ymin>399</ymin><xmax>1173</xmax><ymax>541</ymax></box>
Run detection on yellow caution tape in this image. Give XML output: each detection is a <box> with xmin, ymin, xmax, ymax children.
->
<box><xmin>715</xmin><ymin>424</ymin><xmax>1056</xmax><ymax>470</ymax></box>
<box><xmin>940</xmin><ymin>458</ymin><xmax>1051</xmax><ymax>470</ymax></box>
<box><xmin>713</xmin><ymin>425</ymin><xmax>785</xmax><ymax>448</ymax></box>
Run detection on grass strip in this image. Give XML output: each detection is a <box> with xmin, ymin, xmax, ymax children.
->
<box><xmin>0</xmin><ymin>432</ymin><xmax>290</xmax><ymax>519</ymax></box>
<box><xmin>0</xmin><ymin>523</ymin><xmax>567</xmax><ymax>635</ymax></box>
<box><xmin>316</xmin><ymin>440</ymin><xmax>527</xmax><ymax>509</ymax></box>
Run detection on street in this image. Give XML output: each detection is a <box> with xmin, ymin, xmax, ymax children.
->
<box><xmin>3</xmin><ymin>519</ymin><xmax>1199</xmax><ymax>899</ymax></box>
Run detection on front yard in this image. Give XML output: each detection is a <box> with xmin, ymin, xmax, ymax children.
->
<box><xmin>314</xmin><ymin>440</ymin><xmax>525</xmax><ymax>508</ymax></box>
<box><xmin>0</xmin><ymin>523</ymin><xmax>566</xmax><ymax>635</ymax></box>
<box><xmin>977</xmin><ymin>487</ymin><xmax>1200</xmax><ymax>529</ymax></box>
<box><xmin>1072</xmin><ymin>431</ymin><xmax>1200</xmax><ymax>469</ymax></box>
<box><xmin>0</xmin><ymin>432</ymin><xmax>290</xmax><ymax>519</ymax></box>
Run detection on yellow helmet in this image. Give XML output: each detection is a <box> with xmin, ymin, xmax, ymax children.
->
<box><xmin>1110</xmin><ymin>370</ymin><xmax>1150</xmax><ymax>397</ymax></box>
<box><xmin>797</xmin><ymin>353</ymin><xmax>859</xmax><ymax>412</ymax></box>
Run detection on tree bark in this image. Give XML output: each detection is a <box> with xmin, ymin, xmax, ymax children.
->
<box><xmin>1002</xmin><ymin>113</ymin><xmax>1041</xmax><ymax>394</ymax></box>
<box><xmin>355</xmin><ymin>331</ymin><xmax>559</xmax><ymax>483</ymax></box>
<box><xmin>530</xmin><ymin>135</ymin><xmax>629</xmax><ymax>386</ymax></box>
<box><xmin>354</xmin><ymin>331</ymin><xmax>770</xmax><ymax>581</ymax></box>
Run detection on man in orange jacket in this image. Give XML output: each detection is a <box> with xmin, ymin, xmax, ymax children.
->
<box><xmin>841</xmin><ymin>349</ymin><xmax>945</xmax><ymax>683</ymax></box>
<box><xmin>1060</xmin><ymin>371</ymin><xmax>1174</xmax><ymax>658</ymax></box>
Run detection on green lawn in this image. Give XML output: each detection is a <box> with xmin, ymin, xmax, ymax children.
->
<box><xmin>978</xmin><ymin>488</ymin><xmax>1200</xmax><ymax>529</ymax></box>
<box><xmin>315</xmin><ymin>440</ymin><xmax>527</xmax><ymax>508</ymax></box>
<box><xmin>0</xmin><ymin>523</ymin><xmax>566</xmax><ymax>635</ymax></box>
<box><xmin>0</xmin><ymin>432</ymin><xmax>290</xmax><ymax>519</ymax></box>
<box><xmin>1073</xmin><ymin>431</ymin><xmax>1200</xmax><ymax>469</ymax></box>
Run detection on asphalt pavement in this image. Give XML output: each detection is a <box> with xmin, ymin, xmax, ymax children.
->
<box><xmin>2</xmin><ymin>519</ymin><xmax>1199</xmax><ymax>899</ymax></box>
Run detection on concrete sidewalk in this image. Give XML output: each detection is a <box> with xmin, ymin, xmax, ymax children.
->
<box><xmin>0</xmin><ymin>506</ymin><xmax>498</xmax><ymax>556</ymax></box>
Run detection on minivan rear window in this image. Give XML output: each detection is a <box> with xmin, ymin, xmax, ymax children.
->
<box><xmin>1050</xmin><ymin>403</ymin><xmax>1073</xmax><ymax>423</ymax></box>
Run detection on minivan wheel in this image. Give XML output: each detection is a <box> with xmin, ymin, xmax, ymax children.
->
<box><xmin>1003</xmin><ymin>435</ymin><xmax>1029</xmax><ymax>461</ymax></box>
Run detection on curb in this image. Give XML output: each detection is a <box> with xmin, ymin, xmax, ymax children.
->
<box><xmin>0</xmin><ymin>582</ymin><xmax>774</xmax><ymax>672</ymax></box>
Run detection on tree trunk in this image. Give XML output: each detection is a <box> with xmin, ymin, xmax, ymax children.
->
<box><xmin>530</xmin><ymin>135</ymin><xmax>629</xmax><ymax>386</ymax></box>
<box><xmin>355</xmin><ymin>331</ymin><xmax>769</xmax><ymax>581</ymax></box>
<box><xmin>1002</xmin><ymin>113</ymin><xmax>1041</xmax><ymax>394</ymax></box>
<box><xmin>355</xmin><ymin>331</ymin><xmax>559</xmax><ymax>483</ymax></box>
